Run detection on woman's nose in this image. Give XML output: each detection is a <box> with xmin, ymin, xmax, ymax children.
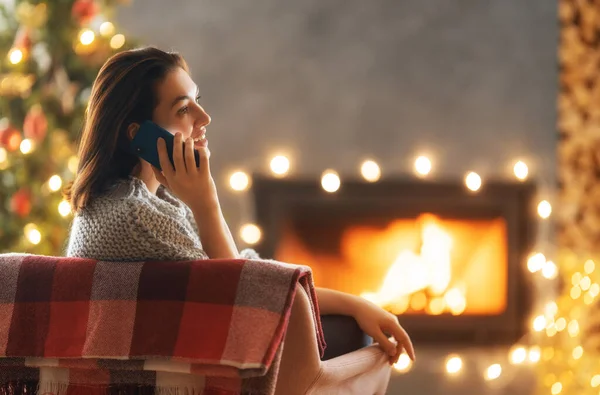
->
<box><xmin>196</xmin><ymin>106</ymin><xmax>211</xmax><ymax>127</ymax></box>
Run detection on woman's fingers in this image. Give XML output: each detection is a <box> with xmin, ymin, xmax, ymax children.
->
<box><xmin>172</xmin><ymin>132</ymin><xmax>185</xmax><ymax>172</ymax></box>
<box><xmin>373</xmin><ymin>330</ymin><xmax>398</xmax><ymax>360</ymax></box>
<box><xmin>157</xmin><ymin>138</ymin><xmax>174</xmax><ymax>176</ymax></box>
<box><xmin>184</xmin><ymin>137</ymin><xmax>198</xmax><ymax>173</ymax></box>
<box><xmin>384</xmin><ymin>318</ymin><xmax>416</xmax><ymax>361</ymax></box>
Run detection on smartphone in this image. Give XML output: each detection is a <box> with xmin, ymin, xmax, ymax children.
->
<box><xmin>130</xmin><ymin>120</ymin><xmax>200</xmax><ymax>171</ymax></box>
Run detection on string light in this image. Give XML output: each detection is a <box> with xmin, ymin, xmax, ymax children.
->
<box><xmin>414</xmin><ymin>156</ymin><xmax>432</xmax><ymax>177</ymax></box>
<box><xmin>48</xmin><ymin>175</ymin><xmax>62</xmax><ymax>192</ymax></box>
<box><xmin>464</xmin><ymin>172</ymin><xmax>482</xmax><ymax>192</ymax></box>
<box><xmin>509</xmin><ymin>346</ymin><xmax>527</xmax><ymax>364</ymax></box>
<box><xmin>99</xmin><ymin>22</ymin><xmax>115</xmax><ymax>37</ymax></box>
<box><xmin>360</xmin><ymin>160</ymin><xmax>381</xmax><ymax>182</ymax></box>
<box><xmin>445</xmin><ymin>355</ymin><xmax>462</xmax><ymax>374</ymax></box>
<box><xmin>528</xmin><ymin>346</ymin><xmax>541</xmax><ymax>363</ymax></box>
<box><xmin>270</xmin><ymin>155</ymin><xmax>290</xmax><ymax>177</ymax></box>
<box><xmin>542</xmin><ymin>260</ymin><xmax>558</xmax><ymax>280</ymax></box>
<box><xmin>537</xmin><ymin>200</ymin><xmax>552</xmax><ymax>219</ymax></box>
<box><xmin>19</xmin><ymin>138</ymin><xmax>34</xmax><ymax>154</ymax></box>
<box><xmin>79</xmin><ymin>29</ymin><xmax>95</xmax><ymax>45</ymax></box>
<box><xmin>0</xmin><ymin>147</ymin><xmax>6</xmax><ymax>164</ymax></box>
<box><xmin>58</xmin><ymin>200</ymin><xmax>71</xmax><ymax>217</ymax></box>
<box><xmin>8</xmin><ymin>48</ymin><xmax>23</xmax><ymax>64</ymax></box>
<box><xmin>68</xmin><ymin>156</ymin><xmax>79</xmax><ymax>174</ymax></box>
<box><xmin>551</xmin><ymin>382</ymin><xmax>562</xmax><ymax>394</ymax></box>
<box><xmin>24</xmin><ymin>223</ymin><xmax>41</xmax><ymax>245</ymax></box>
<box><xmin>485</xmin><ymin>364</ymin><xmax>502</xmax><ymax>380</ymax></box>
<box><xmin>527</xmin><ymin>252</ymin><xmax>546</xmax><ymax>273</ymax></box>
<box><xmin>393</xmin><ymin>354</ymin><xmax>412</xmax><ymax>373</ymax></box>
<box><xmin>110</xmin><ymin>34</ymin><xmax>125</xmax><ymax>49</ymax></box>
<box><xmin>229</xmin><ymin>171</ymin><xmax>250</xmax><ymax>191</ymax></box>
<box><xmin>584</xmin><ymin>259</ymin><xmax>595</xmax><ymax>274</ymax></box>
<box><xmin>321</xmin><ymin>170</ymin><xmax>340</xmax><ymax>193</ymax></box>
<box><xmin>513</xmin><ymin>160</ymin><xmax>529</xmax><ymax>180</ymax></box>
<box><xmin>239</xmin><ymin>223</ymin><xmax>261</xmax><ymax>245</ymax></box>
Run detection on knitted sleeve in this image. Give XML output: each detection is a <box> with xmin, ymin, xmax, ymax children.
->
<box><xmin>183</xmin><ymin>205</ymin><xmax>260</xmax><ymax>260</ymax></box>
<box><xmin>129</xmin><ymin>201</ymin><xmax>209</xmax><ymax>261</ymax></box>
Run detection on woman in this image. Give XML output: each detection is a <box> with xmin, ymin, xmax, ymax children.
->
<box><xmin>63</xmin><ymin>46</ymin><xmax>415</xmax><ymax>365</ymax></box>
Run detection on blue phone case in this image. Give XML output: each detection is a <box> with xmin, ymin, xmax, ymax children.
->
<box><xmin>130</xmin><ymin>120</ymin><xmax>200</xmax><ymax>171</ymax></box>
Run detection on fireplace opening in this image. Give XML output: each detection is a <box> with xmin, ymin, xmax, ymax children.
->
<box><xmin>251</xmin><ymin>176</ymin><xmax>536</xmax><ymax>345</ymax></box>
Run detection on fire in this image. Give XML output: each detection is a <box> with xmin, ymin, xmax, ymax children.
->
<box><xmin>360</xmin><ymin>215</ymin><xmax>466</xmax><ymax>315</ymax></box>
<box><xmin>276</xmin><ymin>213</ymin><xmax>507</xmax><ymax>316</ymax></box>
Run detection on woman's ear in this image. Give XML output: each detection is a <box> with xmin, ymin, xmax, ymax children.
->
<box><xmin>126</xmin><ymin>123</ymin><xmax>140</xmax><ymax>141</ymax></box>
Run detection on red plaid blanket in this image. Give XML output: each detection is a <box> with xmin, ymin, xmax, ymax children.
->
<box><xmin>0</xmin><ymin>254</ymin><xmax>325</xmax><ymax>395</ymax></box>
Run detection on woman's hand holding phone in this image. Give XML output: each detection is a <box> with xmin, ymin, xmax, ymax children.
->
<box><xmin>152</xmin><ymin>132</ymin><xmax>219</xmax><ymax>211</ymax></box>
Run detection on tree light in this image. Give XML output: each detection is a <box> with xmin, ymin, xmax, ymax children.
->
<box><xmin>8</xmin><ymin>48</ymin><xmax>23</xmax><ymax>64</ymax></box>
<box><xmin>58</xmin><ymin>200</ymin><xmax>72</xmax><ymax>217</ymax></box>
<box><xmin>110</xmin><ymin>34</ymin><xmax>125</xmax><ymax>49</ymax></box>
<box><xmin>48</xmin><ymin>175</ymin><xmax>62</xmax><ymax>192</ymax></box>
<box><xmin>79</xmin><ymin>29</ymin><xmax>95</xmax><ymax>45</ymax></box>
<box><xmin>19</xmin><ymin>138</ymin><xmax>34</xmax><ymax>154</ymax></box>
<box><xmin>509</xmin><ymin>346</ymin><xmax>527</xmax><ymax>364</ymax></box>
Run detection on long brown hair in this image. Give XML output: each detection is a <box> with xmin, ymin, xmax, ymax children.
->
<box><xmin>63</xmin><ymin>46</ymin><xmax>189</xmax><ymax>213</ymax></box>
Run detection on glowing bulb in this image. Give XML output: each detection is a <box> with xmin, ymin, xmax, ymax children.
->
<box><xmin>8</xmin><ymin>48</ymin><xmax>23</xmax><ymax>64</ymax></box>
<box><xmin>571</xmin><ymin>286</ymin><xmax>582</xmax><ymax>299</ymax></box>
<box><xmin>556</xmin><ymin>317</ymin><xmax>566</xmax><ymax>331</ymax></box>
<box><xmin>537</xmin><ymin>200</ymin><xmax>552</xmax><ymax>219</ymax></box>
<box><xmin>19</xmin><ymin>138</ymin><xmax>34</xmax><ymax>154</ymax></box>
<box><xmin>393</xmin><ymin>354</ymin><xmax>412</xmax><ymax>373</ymax></box>
<box><xmin>545</xmin><ymin>301</ymin><xmax>558</xmax><ymax>316</ymax></box>
<box><xmin>485</xmin><ymin>364</ymin><xmax>502</xmax><ymax>380</ymax></box>
<box><xmin>110</xmin><ymin>34</ymin><xmax>125</xmax><ymax>49</ymax></box>
<box><xmin>361</xmin><ymin>160</ymin><xmax>381</xmax><ymax>182</ymax></box>
<box><xmin>533</xmin><ymin>315</ymin><xmax>546</xmax><ymax>332</ymax></box>
<box><xmin>445</xmin><ymin>355</ymin><xmax>462</xmax><ymax>374</ymax></box>
<box><xmin>528</xmin><ymin>346</ymin><xmax>541</xmax><ymax>363</ymax></box>
<box><xmin>572</xmin><ymin>272</ymin><xmax>583</xmax><ymax>286</ymax></box>
<box><xmin>24</xmin><ymin>223</ymin><xmax>41</xmax><ymax>245</ymax></box>
<box><xmin>513</xmin><ymin>161</ymin><xmax>529</xmax><ymax>180</ymax></box>
<box><xmin>465</xmin><ymin>172</ymin><xmax>481</xmax><ymax>192</ymax></box>
<box><xmin>68</xmin><ymin>156</ymin><xmax>79</xmax><ymax>174</ymax></box>
<box><xmin>48</xmin><ymin>175</ymin><xmax>62</xmax><ymax>192</ymax></box>
<box><xmin>551</xmin><ymin>382</ymin><xmax>562</xmax><ymax>395</ymax></box>
<box><xmin>321</xmin><ymin>170</ymin><xmax>341</xmax><ymax>193</ymax></box>
<box><xmin>581</xmin><ymin>276</ymin><xmax>592</xmax><ymax>290</ymax></box>
<box><xmin>229</xmin><ymin>171</ymin><xmax>250</xmax><ymax>191</ymax></box>
<box><xmin>0</xmin><ymin>147</ymin><xmax>6</xmax><ymax>164</ymax></box>
<box><xmin>585</xmin><ymin>259</ymin><xmax>595</xmax><ymax>274</ymax></box>
<box><xmin>510</xmin><ymin>347</ymin><xmax>527</xmax><ymax>364</ymax></box>
<box><xmin>99</xmin><ymin>21</ymin><xmax>115</xmax><ymax>37</ymax></box>
<box><xmin>590</xmin><ymin>283</ymin><xmax>600</xmax><ymax>297</ymax></box>
<box><xmin>591</xmin><ymin>375</ymin><xmax>600</xmax><ymax>388</ymax></box>
<box><xmin>414</xmin><ymin>156</ymin><xmax>432</xmax><ymax>176</ymax></box>
<box><xmin>568</xmin><ymin>320</ymin><xmax>580</xmax><ymax>337</ymax></box>
<box><xmin>240</xmin><ymin>223</ymin><xmax>261</xmax><ymax>245</ymax></box>
<box><xmin>58</xmin><ymin>200</ymin><xmax>71</xmax><ymax>217</ymax></box>
<box><xmin>270</xmin><ymin>155</ymin><xmax>290</xmax><ymax>176</ymax></box>
<box><xmin>79</xmin><ymin>29</ymin><xmax>95</xmax><ymax>45</ymax></box>
<box><xmin>542</xmin><ymin>260</ymin><xmax>558</xmax><ymax>279</ymax></box>
<box><xmin>527</xmin><ymin>252</ymin><xmax>546</xmax><ymax>272</ymax></box>
<box><xmin>572</xmin><ymin>345</ymin><xmax>583</xmax><ymax>360</ymax></box>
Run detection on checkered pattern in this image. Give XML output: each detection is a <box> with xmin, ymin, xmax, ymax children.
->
<box><xmin>0</xmin><ymin>254</ymin><xmax>325</xmax><ymax>394</ymax></box>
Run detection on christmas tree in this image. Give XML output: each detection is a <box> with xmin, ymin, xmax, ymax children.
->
<box><xmin>0</xmin><ymin>0</ymin><xmax>133</xmax><ymax>255</ymax></box>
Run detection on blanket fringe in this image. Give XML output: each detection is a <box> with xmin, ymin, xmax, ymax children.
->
<box><xmin>0</xmin><ymin>381</ymin><xmax>186</xmax><ymax>395</ymax></box>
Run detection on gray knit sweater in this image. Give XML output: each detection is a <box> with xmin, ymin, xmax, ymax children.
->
<box><xmin>65</xmin><ymin>176</ymin><xmax>221</xmax><ymax>262</ymax></box>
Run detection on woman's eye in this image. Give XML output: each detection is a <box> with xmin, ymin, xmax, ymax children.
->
<box><xmin>195</xmin><ymin>95</ymin><xmax>201</xmax><ymax>103</ymax></box>
<box><xmin>178</xmin><ymin>106</ymin><xmax>189</xmax><ymax>115</ymax></box>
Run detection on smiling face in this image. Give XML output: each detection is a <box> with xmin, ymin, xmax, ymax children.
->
<box><xmin>152</xmin><ymin>67</ymin><xmax>210</xmax><ymax>148</ymax></box>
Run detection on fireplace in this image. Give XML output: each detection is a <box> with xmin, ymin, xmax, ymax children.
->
<box><xmin>251</xmin><ymin>176</ymin><xmax>536</xmax><ymax>346</ymax></box>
